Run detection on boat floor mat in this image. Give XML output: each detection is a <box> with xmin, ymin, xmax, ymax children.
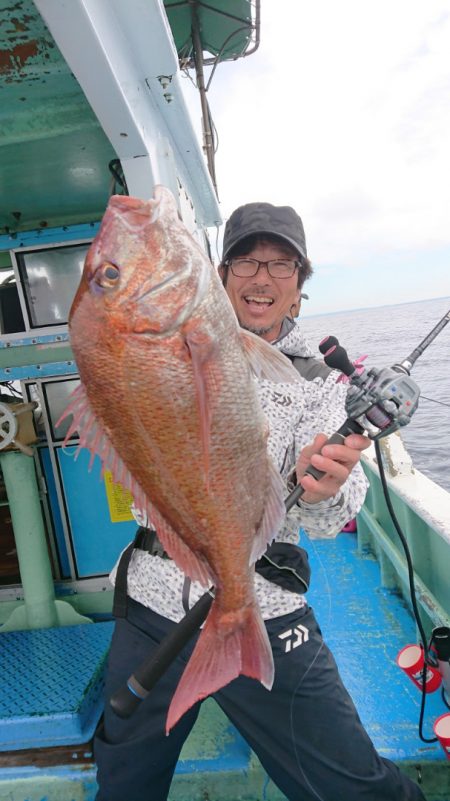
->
<box><xmin>0</xmin><ymin>621</ymin><xmax>114</xmax><ymax>751</ymax></box>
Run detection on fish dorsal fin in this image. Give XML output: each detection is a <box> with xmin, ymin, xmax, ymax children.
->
<box><xmin>57</xmin><ymin>383</ymin><xmax>216</xmax><ymax>587</ymax></box>
<box><xmin>240</xmin><ymin>330</ymin><xmax>300</xmax><ymax>383</ymax></box>
<box><xmin>249</xmin><ymin>456</ymin><xmax>286</xmax><ymax>565</ymax></box>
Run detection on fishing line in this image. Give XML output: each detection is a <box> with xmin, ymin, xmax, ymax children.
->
<box><xmin>420</xmin><ymin>394</ymin><xmax>450</xmax><ymax>409</ymax></box>
<box><xmin>374</xmin><ymin>438</ymin><xmax>437</xmax><ymax>744</ymax></box>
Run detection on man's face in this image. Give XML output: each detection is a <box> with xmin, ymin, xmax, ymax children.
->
<box><xmin>220</xmin><ymin>241</ymin><xmax>301</xmax><ymax>342</ymax></box>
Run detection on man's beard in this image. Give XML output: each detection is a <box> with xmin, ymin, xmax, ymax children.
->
<box><xmin>238</xmin><ymin>319</ymin><xmax>273</xmax><ymax>337</ymax></box>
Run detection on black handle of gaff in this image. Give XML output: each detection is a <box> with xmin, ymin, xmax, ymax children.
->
<box><xmin>109</xmin><ymin>590</ymin><xmax>214</xmax><ymax>718</ymax></box>
<box><xmin>110</xmin><ymin>415</ymin><xmax>365</xmax><ymax>719</ymax></box>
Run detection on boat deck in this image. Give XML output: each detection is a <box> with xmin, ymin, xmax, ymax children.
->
<box><xmin>0</xmin><ymin>530</ymin><xmax>449</xmax><ymax>800</ymax></box>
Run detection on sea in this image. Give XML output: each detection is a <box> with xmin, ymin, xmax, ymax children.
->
<box><xmin>298</xmin><ymin>296</ymin><xmax>450</xmax><ymax>493</ymax></box>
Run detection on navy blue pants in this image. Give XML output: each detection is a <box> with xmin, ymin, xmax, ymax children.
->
<box><xmin>94</xmin><ymin>599</ymin><xmax>425</xmax><ymax>801</ymax></box>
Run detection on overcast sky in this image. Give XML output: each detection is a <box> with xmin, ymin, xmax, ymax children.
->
<box><xmin>183</xmin><ymin>0</ymin><xmax>450</xmax><ymax>316</ymax></box>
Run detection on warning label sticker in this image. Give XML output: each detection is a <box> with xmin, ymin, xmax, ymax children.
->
<box><xmin>103</xmin><ymin>470</ymin><xmax>134</xmax><ymax>523</ymax></box>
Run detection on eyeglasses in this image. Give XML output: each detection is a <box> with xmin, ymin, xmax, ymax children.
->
<box><xmin>226</xmin><ymin>258</ymin><xmax>300</xmax><ymax>279</ymax></box>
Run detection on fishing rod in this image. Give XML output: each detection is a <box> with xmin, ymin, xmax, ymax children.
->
<box><xmin>399</xmin><ymin>308</ymin><xmax>450</xmax><ymax>373</ymax></box>
<box><xmin>110</xmin><ymin>308</ymin><xmax>450</xmax><ymax>721</ymax></box>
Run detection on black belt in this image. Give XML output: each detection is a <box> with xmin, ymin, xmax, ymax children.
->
<box><xmin>113</xmin><ymin>527</ymin><xmax>310</xmax><ymax>620</ymax></box>
<box><xmin>112</xmin><ymin>527</ymin><xmax>170</xmax><ymax>618</ymax></box>
<box><xmin>134</xmin><ymin>527</ymin><xmax>170</xmax><ymax>559</ymax></box>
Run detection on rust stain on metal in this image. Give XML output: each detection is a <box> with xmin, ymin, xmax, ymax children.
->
<box><xmin>10</xmin><ymin>16</ymin><xmax>34</xmax><ymax>33</ymax></box>
<box><xmin>0</xmin><ymin>39</ymin><xmax>39</xmax><ymax>74</ymax></box>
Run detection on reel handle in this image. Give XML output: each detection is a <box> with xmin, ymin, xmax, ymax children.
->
<box><xmin>319</xmin><ymin>337</ymin><xmax>355</xmax><ymax>376</ymax></box>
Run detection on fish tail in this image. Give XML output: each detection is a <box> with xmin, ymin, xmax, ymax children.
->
<box><xmin>165</xmin><ymin>600</ymin><xmax>274</xmax><ymax>734</ymax></box>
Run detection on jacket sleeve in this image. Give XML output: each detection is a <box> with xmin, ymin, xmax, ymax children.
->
<box><xmin>291</xmin><ymin>373</ymin><xmax>369</xmax><ymax>539</ymax></box>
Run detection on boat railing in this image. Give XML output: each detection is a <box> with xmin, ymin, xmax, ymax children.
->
<box><xmin>358</xmin><ymin>433</ymin><xmax>450</xmax><ymax>635</ymax></box>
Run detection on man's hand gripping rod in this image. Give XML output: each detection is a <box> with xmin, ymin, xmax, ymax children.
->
<box><xmin>112</xmin><ymin>308</ymin><xmax>450</xmax><ymax>719</ymax></box>
<box><xmin>287</xmin><ymin>334</ymin><xmax>421</xmax><ymax>505</ymax></box>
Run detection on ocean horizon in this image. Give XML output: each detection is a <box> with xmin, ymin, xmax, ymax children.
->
<box><xmin>301</xmin><ymin>294</ymin><xmax>450</xmax><ymax>320</ymax></box>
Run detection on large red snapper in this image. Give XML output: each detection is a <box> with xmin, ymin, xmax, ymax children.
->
<box><xmin>60</xmin><ymin>185</ymin><xmax>297</xmax><ymax>732</ymax></box>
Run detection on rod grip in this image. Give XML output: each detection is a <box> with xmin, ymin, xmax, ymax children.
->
<box><xmin>286</xmin><ymin>418</ymin><xmax>365</xmax><ymax>497</ymax></box>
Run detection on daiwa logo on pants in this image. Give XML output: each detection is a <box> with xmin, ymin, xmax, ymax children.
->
<box><xmin>278</xmin><ymin>624</ymin><xmax>309</xmax><ymax>652</ymax></box>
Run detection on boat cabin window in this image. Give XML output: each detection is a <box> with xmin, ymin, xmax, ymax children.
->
<box><xmin>42</xmin><ymin>378</ymin><xmax>80</xmax><ymax>442</ymax></box>
<box><xmin>0</xmin><ymin>276</ymin><xmax>25</xmax><ymax>334</ymax></box>
<box><xmin>10</xmin><ymin>242</ymin><xmax>90</xmax><ymax>332</ymax></box>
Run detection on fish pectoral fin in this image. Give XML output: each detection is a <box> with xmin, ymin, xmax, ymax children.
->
<box><xmin>240</xmin><ymin>330</ymin><xmax>300</xmax><ymax>383</ymax></box>
<box><xmin>250</xmin><ymin>457</ymin><xmax>286</xmax><ymax>564</ymax></box>
<box><xmin>146</xmin><ymin>502</ymin><xmax>215</xmax><ymax>587</ymax></box>
<box><xmin>185</xmin><ymin>330</ymin><xmax>217</xmax><ymax>479</ymax></box>
<box><xmin>165</xmin><ymin>600</ymin><xmax>274</xmax><ymax>734</ymax></box>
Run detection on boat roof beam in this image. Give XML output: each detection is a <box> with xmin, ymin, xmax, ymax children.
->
<box><xmin>34</xmin><ymin>0</ymin><xmax>221</xmax><ymax>227</ymax></box>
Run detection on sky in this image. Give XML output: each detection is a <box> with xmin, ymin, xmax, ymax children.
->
<box><xmin>182</xmin><ymin>0</ymin><xmax>450</xmax><ymax>316</ymax></box>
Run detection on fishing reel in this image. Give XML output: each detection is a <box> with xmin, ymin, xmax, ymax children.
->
<box><xmin>319</xmin><ymin>336</ymin><xmax>420</xmax><ymax>440</ymax></box>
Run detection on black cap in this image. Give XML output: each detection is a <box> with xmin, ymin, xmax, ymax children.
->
<box><xmin>222</xmin><ymin>201</ymin><xmax>307</xmax><ymax>261</ymax></box>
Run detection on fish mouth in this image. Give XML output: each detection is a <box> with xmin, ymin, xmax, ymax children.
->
<box><xmin>108</xmin><ymin>195</ymin><xmax>159</xmax><ymax>230</ymax></box>
<box><xmin>109</xmin><ymin>195</ymin><xmax>150</xmax><ymax>211</ymax></box>
<box><xmin>108</xmin><ymin>186</ymin><xmax>180</xmax><ymax>230</ymax></box>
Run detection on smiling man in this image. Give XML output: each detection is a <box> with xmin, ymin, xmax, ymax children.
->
<box><xmin>219</xmin><ymin>202</ymin><xmax>312</xmax><ymax>342</ymax></box>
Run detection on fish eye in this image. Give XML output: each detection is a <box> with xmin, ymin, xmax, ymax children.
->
<box><xmin>93</xmin><ymin>262</ymin><xmax>120</xmax><ymax>290</ymax></box>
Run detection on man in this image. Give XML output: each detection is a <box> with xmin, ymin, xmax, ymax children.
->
<box><xmin>94</xmin><ymin>202</ymin><xmax>425</xmax><ymax>801</ymax></box>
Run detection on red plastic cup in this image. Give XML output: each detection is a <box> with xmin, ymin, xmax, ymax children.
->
<box><xmin>433</xmin><ymin>713</ymin><xmax>450</xmax><ymax>760</ymax></box>
<box><xmin>396</xmin><ymin>644</ymin><xmax>442</xmax><ymax>693</ymax></box>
